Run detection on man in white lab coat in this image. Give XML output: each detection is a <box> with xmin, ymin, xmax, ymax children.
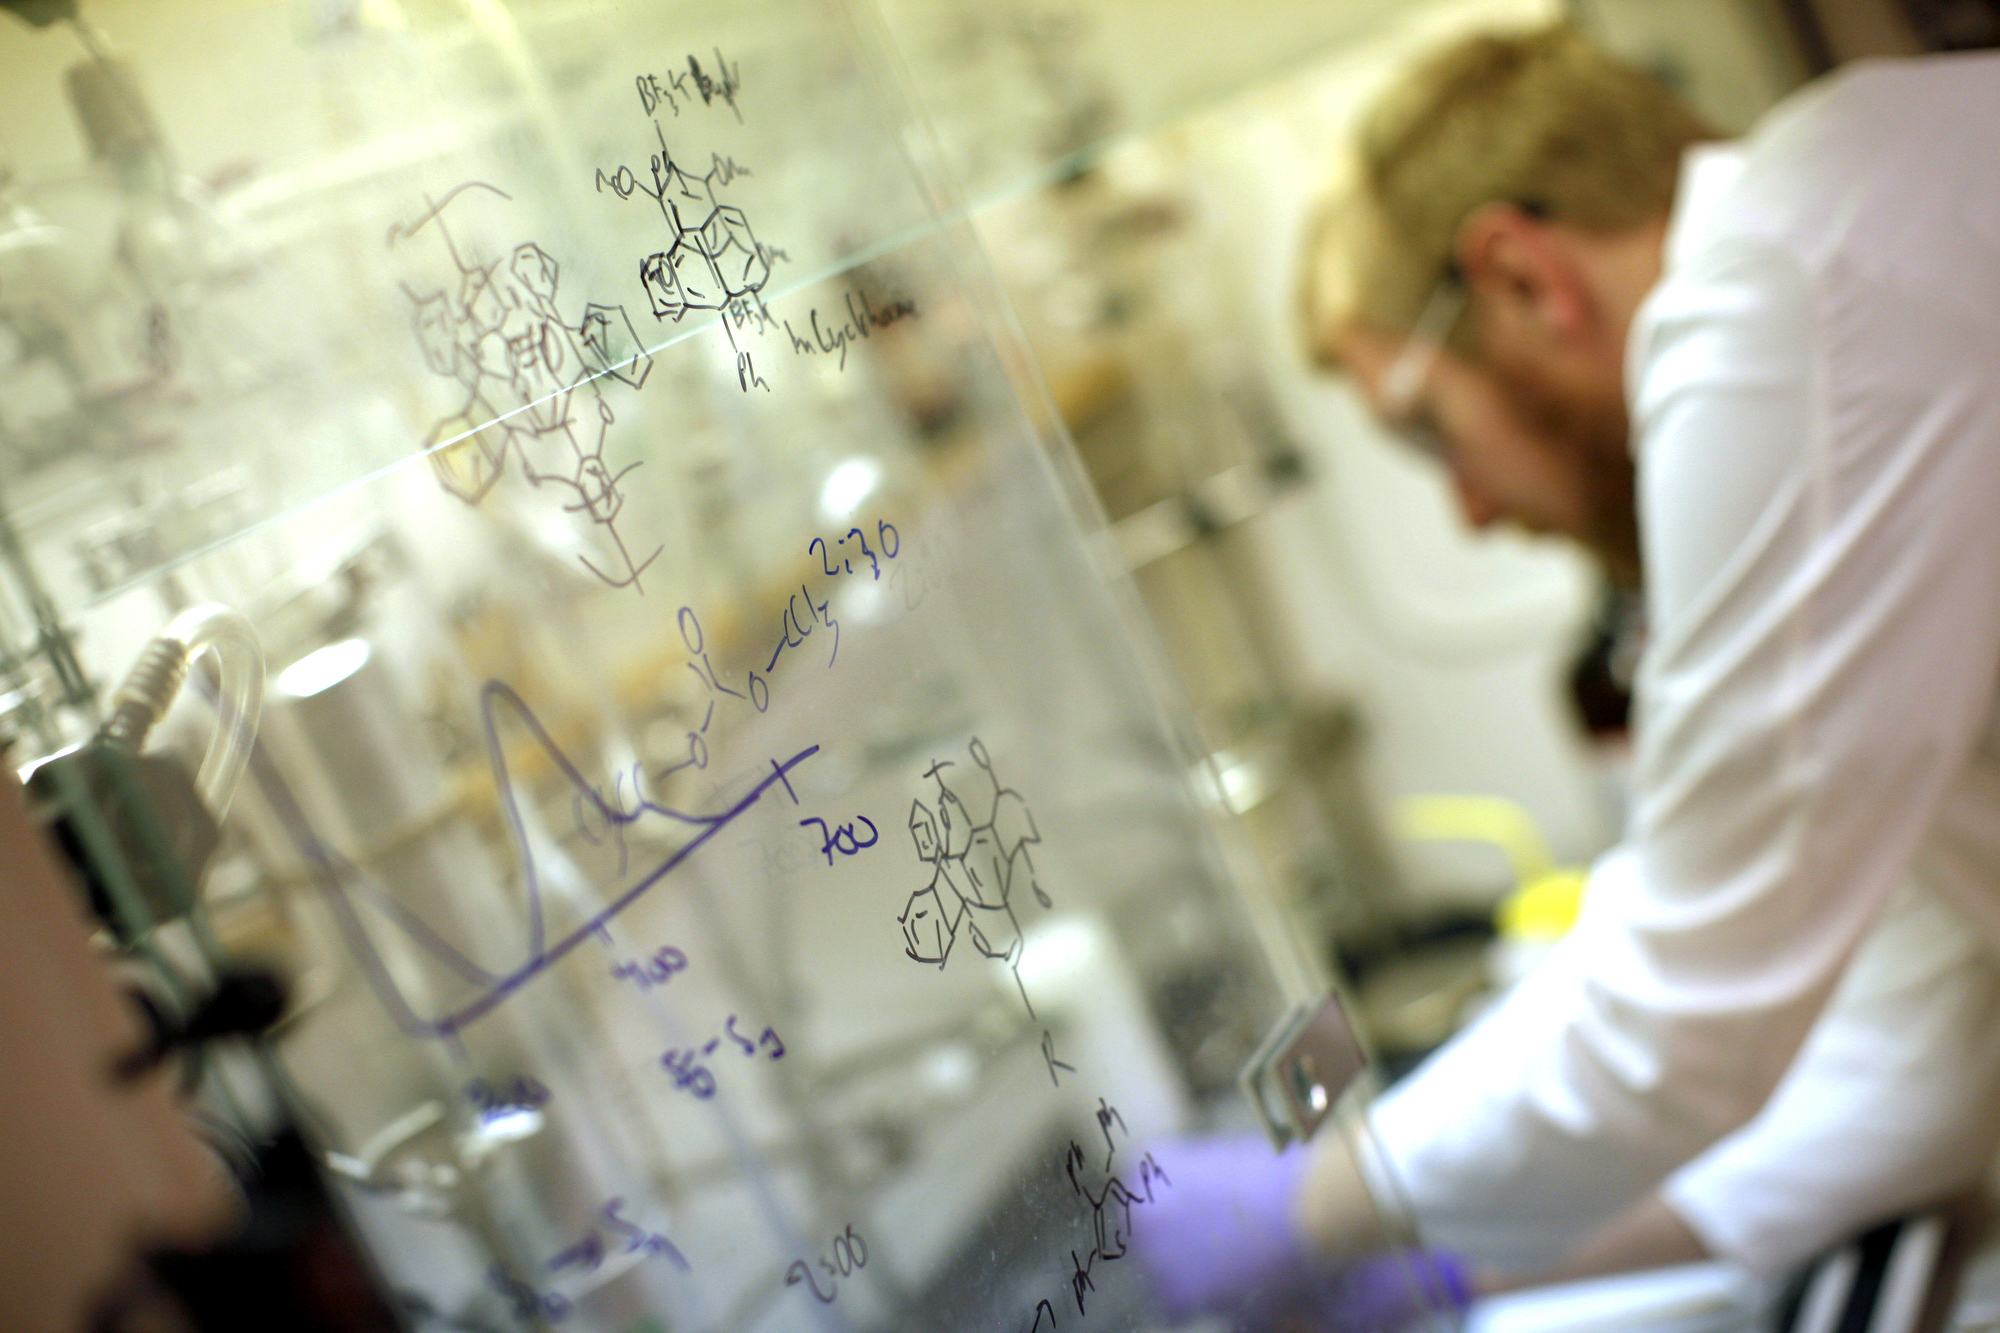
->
<box><xmin>1139</xmin><ymin>25</ymin><xmax>2000</xmax><ymax>1325</ymax></box>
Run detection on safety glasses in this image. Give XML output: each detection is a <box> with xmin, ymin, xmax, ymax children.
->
<box><xmin>1374</xmin><ymin>282</ymin><xmax>1466</xmax><ymax>464</ymax></box>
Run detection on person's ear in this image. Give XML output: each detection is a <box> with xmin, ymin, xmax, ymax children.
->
<box><xmin>1454</xmin><ymin>203</ymin><xmax>1591</xmax><ymax>346</ymax></box>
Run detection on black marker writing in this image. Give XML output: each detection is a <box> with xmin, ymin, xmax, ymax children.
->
<box><xmin>683</xmin><ymin>50</ymin><xmax>742</xmax><ymax>117</ymax></box>
<box><xmin>1069</xmin><ymin>1248</ymin><xmax>1097</xmax><ymax>1316</ymax></box>
<box><xmin>898</xmin><ymin>738</ymin><xmax>1053</xmax><ymax>1017</ymax></box>
<box><xmin>786</xmin><ymin>1225</ymin><xmax>867</xmax><ymax>1304</ymax></box>
<box><xmin>1094</xmin><ymin>1099</ymin><xmax>1127</xmax><ymax>1171</ymax></box>
<box><xmin>783</xmin><ymin>290</ymin><xmax>919</xmax><ymax>371</ymax></box>
<box><xmin>728</xmin><ymin>287</ymin><xmax>784</xmax><ymax>337</ymax></box>
<box><xmin>636</xmin><ymin>49</ymin><xmax>743</xmax><ymax>122</ymax></box>
<box><xmin>1041</xmin><ymin>1031</ymin><xmax>1076</xmax><ymax>1087</ymax></box>
<box><xmin>389</xmin><ymin>183</ymin><xmax>660</xmax><ymax>590</ymax></box>
<box><xmin>596</xmin><ymin>88</ymin><xmax>785</xmax><ymax>392</ymax></box>
<box><xmin>1022</xmin><ymin>1101</ymin><xmax>1174</xmax><ymax>1324</ymax></box>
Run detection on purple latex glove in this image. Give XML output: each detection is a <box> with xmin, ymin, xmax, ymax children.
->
<box><xmin>1132</xmin><ymin>1136</ymin><xmax>1476</xmax><ymax>1332</ymax></box>
<box><xmin>1309</xmin><ymin>1249</ymin><xmax>1477</xmax><ymax>1333</ymax></box>
<box><xmin>1131</xmin><ymin>1134</ymin><xmax>1315</xmax><ymax>1320</ymax></box>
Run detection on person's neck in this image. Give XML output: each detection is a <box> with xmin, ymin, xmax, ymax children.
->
<box><xmin>1571</xmin><ymin>220</ymin><xmax>1664</xmax><ymax>592</ymax></box>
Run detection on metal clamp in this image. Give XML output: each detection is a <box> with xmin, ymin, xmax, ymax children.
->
<box><xmin>1240</xmin><ymin>993</ymin><xmax>1368</xmax><ymax>1147</ymax></box>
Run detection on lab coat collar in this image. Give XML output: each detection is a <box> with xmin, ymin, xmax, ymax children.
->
<box><xmin>1665</xmin><ymin>142</ymin><xmax>1748</xmax><ymax>273</ymax></box>
<box><xmin>1626</xmin><ymin>142</ymin><xmax>1748</xmax><ymax>435</ymax></box>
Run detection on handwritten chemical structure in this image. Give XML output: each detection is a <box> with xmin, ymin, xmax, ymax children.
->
<box><xmin>597</xmin><ymin>70</ymin><xmax>785</xmax><ymax>393</ymax></box>
<box><xmin>1041</xmin><ymin>1030</ymin><xmax>1077</xmax><ymax>1087</ymax></box>
<box><xmin>660</xmin><ymin>1016</ymin><xmax>786</xmax><ymax>1099</ymax></box>
<box><xmin>897</xmin><ymin>738</ymin><xmax>1053</xmax><ymax>1014</ymax></box>
<box><xmin>786</xmin><ymin>1225</ymin><xmax>868</xmax><ymax>1304</ymax></box>
<box><xmin>1050</xmin><ymin>1105</ymin><xmax>1172</xmax><ymax>1324</ymax></box>
<box><xmin>783</xmin><ymin>290</ymin><xmax>919</xmax><ymax>370</ymax></box>
<box><xmin>657</xmin><ymin>606</ymin><xmax>772</xmax><ymax>794</ymax></box>
<box><xmin>886</xmin><ymin>739</ymin><xmax>1181</xmax><ymax>1333</ymax></box>
<box><xmin>658</xmin><ymin>544</ymin><xmax>910</xmax><ymax>811</ymax></box>
<box><xmin>389</xmin><ymin>181</ymin><xmax>661</xmax><ymax>591</ymax></box>
<box><xmin>610</xmin><ymin>945</ymin><xmax>688</xmax><ymax>991</ymax></box>
<box><xmin>801</xmin><ymin>813</ymin><xmax>879</xmax><ymax>864</ymax></box>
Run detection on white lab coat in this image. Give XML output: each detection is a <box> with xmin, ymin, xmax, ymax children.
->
<box><xmin>1367</xmin><ymin>53</ymin><xmax>2000</xmax><ymax>1274</ymax></box>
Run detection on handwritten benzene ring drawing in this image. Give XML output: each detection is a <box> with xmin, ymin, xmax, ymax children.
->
<box><xmin>898</xmin><ymin>738</ymin><xmax>1053</xmax><ymax>1012</ymax></box>
<box><xmin>597</xmin><ymin>122</ymin><xmax>773</xmax><ymax>328</ymax></box>
<box><xmin>390</xmin><ymin>181</ymin><xmax>661</xmax><ymax>591</ymax></box>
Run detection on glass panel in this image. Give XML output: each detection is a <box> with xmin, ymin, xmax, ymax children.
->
<box><xmin>0</xmin><ymin>2</ymin><xmax>1427</xmax><ymax>1330</ymax></box>
<box><xmin>868</xmin><ymin>0</ymin><xmax>1418</xmax><ymax>207</ymax></box>
<box><xmin>0</xmin><ymin>0</ymin><xmax>939</xmax><ymax>604</ymax></box>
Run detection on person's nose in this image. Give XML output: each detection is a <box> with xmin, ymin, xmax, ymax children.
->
<box><xmin>1450</xmin><ymin>469</ymin><xmax>1508</xmax><ymax>530</ymax></box>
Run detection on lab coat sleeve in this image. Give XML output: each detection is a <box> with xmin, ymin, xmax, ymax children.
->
<box><xmin>1365</xmin><ymin>235</ymin><xmax>2000</xmax><ymax>1271</ymax></box>
<box><xmin>1662</xmin><ymin>884</ymin><xmax>2000</xmax><ymax>1274</ymax></box>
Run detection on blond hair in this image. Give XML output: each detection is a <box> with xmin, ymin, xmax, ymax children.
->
<box><xmin>1304</xmin><ymin>24</ymin><xmax>1712</xmax><ymax>360</ymax></box>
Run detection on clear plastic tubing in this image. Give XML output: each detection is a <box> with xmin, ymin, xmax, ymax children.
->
<box><xmin>101</xmin><ymin>603</ymin><xmax>265</xmax><ymax>821</ymax></box>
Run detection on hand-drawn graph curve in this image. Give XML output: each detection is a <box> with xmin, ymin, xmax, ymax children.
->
<box><xmin>247</xmin><ymin>676</ymin><xmax>816</xmax><ymax>1046</ymax></box>
<box><xmin>389</xmin><ymin>181</ymin><xmax>662</xmax><ymax>591</ymax></box>
<box><xmin>898</xmin><ymin>738</ymin><xmax>1054</xmax><ymax>1014</ymax></box>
